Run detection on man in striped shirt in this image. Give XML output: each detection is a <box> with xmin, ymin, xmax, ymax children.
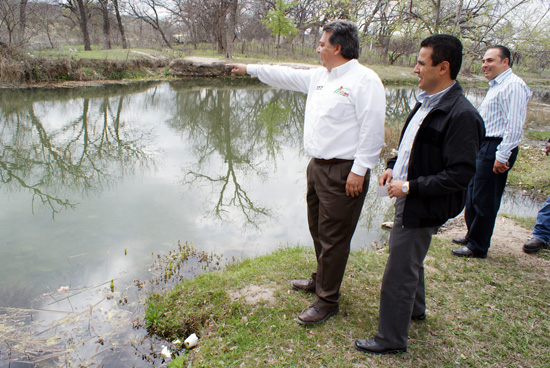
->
<box><xmin>452</xmin><ymin>45</ymin><xmax>530</xmax><ymax>259</ymax></box>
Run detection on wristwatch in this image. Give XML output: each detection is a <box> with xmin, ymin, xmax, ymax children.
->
<box><xmin>402</xmin><ymin>181</ymin><xmax>409</xmax><ymax>195</ymax></box>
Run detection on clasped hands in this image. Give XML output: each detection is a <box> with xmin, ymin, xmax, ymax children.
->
<box><xmin>378</xmin><ymin>169</ymin><xmax>407</xmax><ymax>198</ymax></box>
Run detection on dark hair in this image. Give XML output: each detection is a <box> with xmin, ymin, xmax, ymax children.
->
<box><xmin>322</xmin><ymin>20</ymin><xmax>360</xmax><ymax>60</ymax></box>
<box><xmin>488</xmin><ymin>45</ymin><xmax>512</xmax><ymax>66</ymax></box>
<box><xmin>420</xmin><ymin>34</ymin><xmax>463</xmax><ymax>80</ymax></box>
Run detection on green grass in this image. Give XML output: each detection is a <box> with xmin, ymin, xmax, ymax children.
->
<box><xmin>500</xmin><ymin>213</ymin><xmax>537</xmax><ymax>230</ymax></box>
<box><xmin>524</xmin><ymin>130</ymin><xmax>550</xmax><ymax>141</ymax></box>
<box><xmin>508</xmin><ymin>144</ymin><xmax>550</xmax><ymax>198</ymax></box>
<box><xmin>147</xmin><ymin>241</ymin><xmax>550</xmax><ymax>367</ymax></box>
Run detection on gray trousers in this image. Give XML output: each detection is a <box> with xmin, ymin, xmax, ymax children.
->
<box><xmin>374</xmin><ymin>196</ymin><xmax>436</xmax><ymax>348</ymax></box>
<box><xmin>306</xmin><ymin>158</ymin><xmax>369</xmax><ymax>310</ymax></box>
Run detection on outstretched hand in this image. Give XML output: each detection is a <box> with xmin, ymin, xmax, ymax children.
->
<box><xmin>226</xmin><ymin>63</ymin><xmax>247</xmax><ymax>75</ymax></box>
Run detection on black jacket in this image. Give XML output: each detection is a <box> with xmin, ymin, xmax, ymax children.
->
<box><xmin>387</xmin><ymin>82</ymin><xmax>485</xmax><ymax>228</ymax></box>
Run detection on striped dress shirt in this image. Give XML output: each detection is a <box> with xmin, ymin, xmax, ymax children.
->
<box><xmin>392</xmin><ymin>83</ymin><xmax>455</xmax><ymax>181</ymax></box>
<box><xmin>478</xmin><ymin>68</ymin><xmax>530</xmax><ymax>163</ymax></box>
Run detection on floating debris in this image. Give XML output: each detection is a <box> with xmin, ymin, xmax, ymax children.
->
<box><xmin>160</xmin><ymin>345</ymin><xmax>171</xmax><ymax>359</ymax></box>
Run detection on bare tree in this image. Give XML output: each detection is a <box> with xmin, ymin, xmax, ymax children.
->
<box><xmin>61</xmin><ymin>0</ymin><xmax>92</xmax><ymax>50</ymax></box>
<box><xmin>30</xmin><ymin>1</ymin><xmax>62</xmax><ymax>48</ymax></box>
<box><xmin>225</xmin><ymin>0</ymin><xmax>238</xmax><ymax>58</ymax></box>
<box><xmin>0</xmin><ymin>0</ymin><xmax>19</xmax><ymax>45</ymax></box>
<box><xmin>112</xmin><ymin>0</ymin><xmax>127</xmax><ymax>48</ymax></box>
<box><xmin>127</xmin><ymin>0</ymin><xmax>172</xmax><ymax>48</ymax></box>
<box><xmin>18</xmin><ymin>0</ymin><xmax>28</xmax><ymax>45</ymax></box>
<box><xmin>98</xmin><ymin>0</ymin><xmax>111</xmax><ymax>49</ymax></box>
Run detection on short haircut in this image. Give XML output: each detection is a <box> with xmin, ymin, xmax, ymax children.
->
<box><xmin>488</xmin><ymin>45</ymin><xmax>512</xmax><ymax>66</ymax></box>
<box><xmin>322</xmin><ymin>20</ymin><xmax>360</xmax><ymax>60</ymax></box>
<box><xmin>420</xmin><ymin>34</ymin><xmax>463</xmax><ymax>80</ymax></box>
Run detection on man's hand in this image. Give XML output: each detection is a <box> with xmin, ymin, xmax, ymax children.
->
<box><xmin>378</xmin><ymin>169</ymin><xmax>393</xmax><ymax>186</ymax></box>
<box><xmin>388</xmin><ymin>180</ymin><xmax>407</xmax><ymax>198</ymax></box>
<box><xmin>493</xmin><ymin>160</ymin><xmax>509</xmax><ymax>174</ymax></box>
<box><xmin>346</xmin><ymin>172</ymin><xmax>365</xmax><ymax>197</ymax></box>
<box><xmin>226</xmin><ymin>63</ymin><xmax>247</xmax><ymax>75</ymax></box>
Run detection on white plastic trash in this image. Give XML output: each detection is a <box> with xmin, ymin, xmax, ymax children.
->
<box><xmin>184</xmin><ymin>333</ymin><xmax>199</xmax><ymax>349</ymax></box>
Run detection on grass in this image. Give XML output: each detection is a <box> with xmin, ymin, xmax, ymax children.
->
<box><xmin>507</xmin><ymin>143</ymin><xmax>550</xmax><ymax>199</ymax></box>
<box><xmin>501</xmin><ymin>213</ymin><xmax>537</xmax><ymax>230</ymax></box>
<box><xmin>147</xmin><ymin>239</ymin><xmax>550</xmax><ymax>367</ymax></box>
<box><xmin>524</xmin><ymin>130</ymin><xmax>550</xmax><ymax>141</ymax></box>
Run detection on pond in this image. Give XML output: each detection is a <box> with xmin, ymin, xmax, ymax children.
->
<box><xmin>0</xmin><ymin>79</ymin><xmax>547</xmax><ymax>366</ymax></box>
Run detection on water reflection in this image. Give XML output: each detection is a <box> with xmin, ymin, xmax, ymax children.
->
<box><xmin>0</xmin><ymin>80</ymin><xmax>547</xmax><ymax>367</ymax></box>
<box><xmin>0</xmin><ymin>84</ymin><xmax>159</xmax><ymax>217</ymax></box>
<box><xmin>168</xmin><ymin>81</ymin><xmax>306</xmax><ymax>226</ymax></box>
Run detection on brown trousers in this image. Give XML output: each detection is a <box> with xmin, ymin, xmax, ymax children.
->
<box><xmin>306</xmin><ymin>158</ymin><xmax>369</xmax><ymax>309</ymax></box>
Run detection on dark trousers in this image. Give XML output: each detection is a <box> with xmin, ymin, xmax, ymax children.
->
<box><xmin>464</xmin><ymin>140</ymin><xmax>518</xmax><ymax>255</ymax></box>
<box><xmin>306</xmin><ymin>158</ymin><xmax>368</xmax><ymax>310</ymax></box>
<box><xmin>374</xmin><ymin>197</ymin><xmax>436</xmax><ymax>348</ymax></box>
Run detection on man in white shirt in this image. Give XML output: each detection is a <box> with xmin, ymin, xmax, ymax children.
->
<box><xmin>452</xmin><ymin>45</ymin><xmax>530</xmax><ymax>258</ymax></box>
<box><xmin>228</xmin><ymin>20</ymin><xmax>385</xmax><ymax>325</ymax></box>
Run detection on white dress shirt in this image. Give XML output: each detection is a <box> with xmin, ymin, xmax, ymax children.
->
<box><xmin>479</xmin><ymin>68</ymin><xmax>530</xmax><ymax>163</ymax></box>
<box><xmin>247</xmin><ymin>59</ymin><xmax>385</xmax><ymax>176</ymax></box>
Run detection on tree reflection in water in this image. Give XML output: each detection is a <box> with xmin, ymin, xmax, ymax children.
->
<box><xmin>0</xmin><ymin>84</ymin><xmax>159</xmax><ymax>218</ymax></box>
<box><xmin>168</xmin><ymin>79</ymin><xmax>306</xmax><ymax>227</ymax></box>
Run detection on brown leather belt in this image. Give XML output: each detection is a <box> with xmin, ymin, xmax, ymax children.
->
<box><xmin>314</xmin><ymin>158</ymin><xmax>353</xmax><ymax>164</ymax></box>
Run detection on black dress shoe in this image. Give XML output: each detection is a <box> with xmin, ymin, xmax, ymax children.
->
<box><xmin>354</xmin><ymin>338</ymin><xmax>406</xmax><ymax>355</ymax></box>
<box><xmin>451</xmin><ymin>246</ymin><xmax>487</xmax><ymax>259</ymax></box>
<box><xmin>296</xmin><ymin>305</ymin><xmax>339</xmax><ymax>325</ymax></box>
<box><xmin>452</xmin><ymin>237</ymin><xmax>468</xmax><ymax>245</ymax></box>
<box><xmin>291</xmin><ymin>278</ymin><xmax>315</xmax><ymax>293</ymax></box>
<box><xmin>411</xmin><ymin>313</ymin><xmax>426</xmax><ymax>321</ymax></box>
<box><xmin>523</xmin><ymin>238</ymin><xmax>547</xmax><ymax>254</ymax></box>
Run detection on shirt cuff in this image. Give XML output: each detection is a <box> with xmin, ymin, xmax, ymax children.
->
<box><xmin>496</xmin><ymin>150</ymin><xmax>511</xmax><ymax>164</ymax></box>
<box><xmin>351</xmin><ymin>162</ymin><xmax>368</xmax><ymax>177</ymax></box>
<box><xmin>246</xmin><ymin>64</ymin><xmax>259</xmax><ymax>77</ymax></box>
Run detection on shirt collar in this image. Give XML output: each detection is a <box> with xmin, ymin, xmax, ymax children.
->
<box><xmin>489</xmin><ymin>68</ymin><xmax>512</xmax><ymax>87</ymax></box>
<box><xmin>330</xmin><ymin>59</ymin><xmax>357</xmax><ymax>77</ymax></box>
<box><xmin>417</xmin><ymin>82</ymin><xmax>456</xmax><ymax>110</ymax></box>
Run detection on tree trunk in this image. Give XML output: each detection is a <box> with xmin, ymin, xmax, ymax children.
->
<box><xmin>158</xmin><ymin>27</ymin><xmax>172</xmax><ymax>48</ymax></box>
<box><xmin>99</xmin><ymin>0</ymin><xmax>111</xmax><ymax>49</ymax></box>
<box><xmin>225</xmin><ymin>0</ymin><xmax>238</xmax><ymax>59</ymax></box>
<box><xmin>75</xmin><ymin>0</ymin><xmax>91</xmax><ymax>50</ymax></box>
<box><xmin>113</xmin><ymin>0</ymin><xmax>128</xmax><ymax>48</ymax></box>
<box><xmin>18</xmin><ymin>0</ymin><xmax>28</xmax><ymax>45</ymax></box>
<box><xmin>46</xmin><ymin>23</ymin><xmax>55</xmax><ymax>48</ymax></box>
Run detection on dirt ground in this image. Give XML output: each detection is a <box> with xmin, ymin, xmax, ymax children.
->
<box><xmin>438</xmin><ymin>215</ymin><xmax>550</xmax><ymax>277</ymax></box>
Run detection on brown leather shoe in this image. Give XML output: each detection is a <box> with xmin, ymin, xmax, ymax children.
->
<box><xmin>523</xmin><ymin>238</ymin><xmax>547</xmax><ymax>254</ymax></box>
<box><xmin>296</xmin><ymin>305</ymin><xmax>339</xmax><ymax>325</ymax></box>
<box><xmin>291</xmin><ymin>278</ymin><xmax>315</xmax><ymax>293</ymax></box>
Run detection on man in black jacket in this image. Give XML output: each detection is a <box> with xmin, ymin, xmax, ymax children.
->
<box><xmin>354</xmin><ymin>34</ymin><xmax>485</xmax><ymax>355</ymax></box>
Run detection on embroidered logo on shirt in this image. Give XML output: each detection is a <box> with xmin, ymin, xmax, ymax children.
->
<box><xmin>333</xmin><ymin>86</ymin><xmax>350</xmax><ymax>97</ymax></box>
<box><xmin>316</xmin><ymin>85</ymin><xmax>324</xmax><ymax>90</ymax></box>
